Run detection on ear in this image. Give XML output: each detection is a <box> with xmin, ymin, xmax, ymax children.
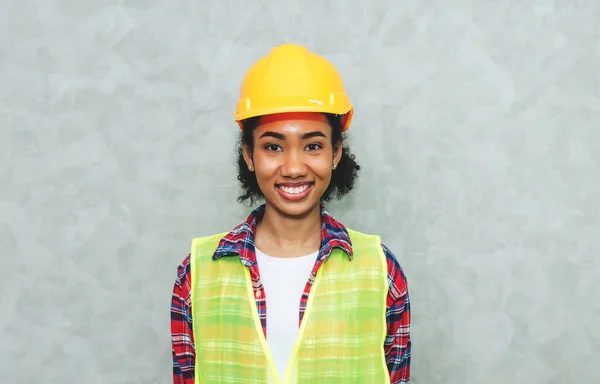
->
<box><xmin>333</xmin><ymin>140</ymin><xmax>343</xmax><ymax>168</ymax></box>
<box><xmin>242</xmin><ymin>144</ymin><xmax>254</xmax><ymax>171</ymax></box>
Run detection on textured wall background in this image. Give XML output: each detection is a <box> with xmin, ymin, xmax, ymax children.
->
<box><xmin>1</xmin><ymin>0</ymin><xmax>599</xmax><ymax>383</ymax></box>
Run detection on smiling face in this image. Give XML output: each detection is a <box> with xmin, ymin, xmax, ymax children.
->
<box><xmin>242</xmin><ymin>112</ymin><xmax>342</xmax><ymax>218</ymax></box>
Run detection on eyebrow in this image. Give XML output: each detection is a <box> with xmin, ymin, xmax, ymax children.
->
<box><xmin>259</xmin><ymin>131</ymin><xmax>328</xmax><ymax>140</ymax></box>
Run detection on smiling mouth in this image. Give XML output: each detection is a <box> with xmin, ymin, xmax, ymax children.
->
<box><xmin>276</xmin><ymin>183</ymin><xmax>313</xmax><ymax>195</ymax></box>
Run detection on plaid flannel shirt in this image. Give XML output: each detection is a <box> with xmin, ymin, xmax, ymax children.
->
<box><xmin>171</xmin><ymin>204</ymin><xmax>411</xmax><ymax>383</ymax></box>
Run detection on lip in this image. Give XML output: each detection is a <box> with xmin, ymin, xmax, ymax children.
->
<box><xmin>275</xmin><ymin>182</ymin><xmax>314</xmax><ymax>201</ymax></box>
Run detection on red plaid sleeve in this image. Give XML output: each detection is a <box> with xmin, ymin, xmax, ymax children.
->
<box><xmin>171</xmin><ymin>254</ymin><xmax>195</xmax><ymax>384</ymax></box>
<box><xmin>382</xmin><ymin>244</ymin><xmax>412</xmax><ymax>383</ymax></box>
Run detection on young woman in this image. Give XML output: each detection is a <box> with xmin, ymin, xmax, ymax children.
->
<box><xmin>171</xmin><ymin>44</ymin><xmax>411</xmax><ymax>384</ymax></box>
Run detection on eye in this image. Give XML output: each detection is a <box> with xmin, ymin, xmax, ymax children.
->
<box><xmin>264</xmin><ymin>144</ymin><xmax>282</xmax><ymax>152</ymax></box>
<box><xmin>306</xmin><ymin>143</ymin><xmax>323</xmax><ymax>151</ymax></box>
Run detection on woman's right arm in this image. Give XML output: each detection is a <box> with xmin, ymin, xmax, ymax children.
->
<box><xmin>171</xmin><ymin>255</ymin><xmax>196</xmax><ymax>384</ymax></box>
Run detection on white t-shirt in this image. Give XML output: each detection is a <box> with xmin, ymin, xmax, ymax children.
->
<box><xmin>255</xmin><ymin>248</ymin><xmax>318</xmax><ymax>380</ymax></box>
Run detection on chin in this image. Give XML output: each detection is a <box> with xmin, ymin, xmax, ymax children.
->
<box><xmin>267</xmin><ymin>198</ymin><xmax>320</xmax><ymax>219</ymax></box>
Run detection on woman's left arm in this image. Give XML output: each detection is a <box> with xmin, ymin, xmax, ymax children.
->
<box><xmin>382</xmin><ymin>244</ymin><xmax>412</xmax><ymax>384</ymax></box>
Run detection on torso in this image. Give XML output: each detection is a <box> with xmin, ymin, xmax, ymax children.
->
<box><xmin>255</xmin><ymin>248</ymin><xmax>318</xmax><ymax>379</ymax></box>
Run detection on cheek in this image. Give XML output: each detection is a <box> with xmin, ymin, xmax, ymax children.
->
<box><xmin>252</xmin><ymin>153</ymin><xmax>279</xmax><ymax>180</ymax></box>
<box><xmin>308</xmin><ymin>158</ymin><xmax>334</xmax><ymax>179</ymax></box>
<box><xmin>257</xmin><ymin>153</ymin><xmax>279</xmax><ymax>166</ymax></box>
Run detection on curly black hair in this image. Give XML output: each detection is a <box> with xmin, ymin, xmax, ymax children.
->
<box><xmin>236</xmin><ymin>113</ymin><xmax>361</xmax><ymax>205</ymax></box>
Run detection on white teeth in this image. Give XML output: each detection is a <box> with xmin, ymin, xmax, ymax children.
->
<box><xmin>280</xmin><ymin>184</ymin><xmax>309</xmax><ymax>194</ymax></box>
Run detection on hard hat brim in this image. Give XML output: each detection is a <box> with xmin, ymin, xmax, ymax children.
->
<box><xmin>234</xmin><ymin>105</ymin><xmax>353</xmax><ymax>131</ymax></box>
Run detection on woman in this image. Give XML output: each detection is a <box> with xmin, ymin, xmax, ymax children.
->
<box><xmin>171</xmin><ymin>44</ymin><xmax>411</xmax><ymax>384</ymax></box>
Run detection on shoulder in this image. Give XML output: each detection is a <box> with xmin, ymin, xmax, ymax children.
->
<box><xmin>191</xmin><ymin>231</ymin><xmax>232</xmax><ymax>247</ymax></box>
<box><xmin>381</xmin><ymin>243</ymin><xmax>409</xmax><ymax>302</ymax></box>
<box><xmin>175</xmin><ymin>253</ymin><xmax>192</xmax><ymax>286</ymax></box>
<box><xmin>172</xmin><ymin>254</ymin><xmax>192</xmax><ymax>308</ymax></box>
<box><xmin>345</xmin><ymin>228</ymin><xmax>409</xmax><ymax>296</ymax></box>
<box><xmin>345</xmin><ymin>227</ymin><xmax>385</xmax><ymax>247</ymax></box>
<box><xmin>175</xmin><ymin>231</ymin><xmax>226</xmax><ymax>280</ymax></box>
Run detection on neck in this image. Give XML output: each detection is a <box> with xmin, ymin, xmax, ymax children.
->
<box><xmin>255</xmin><ymin>203</ymin><xmax>322</xmax><ymax>258</ymax></box>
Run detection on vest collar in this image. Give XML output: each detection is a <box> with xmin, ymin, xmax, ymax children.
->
<box><xmin>212</xmin><ymin>204</ymin><xmax>353</xmax><ymax>265</ymax></box>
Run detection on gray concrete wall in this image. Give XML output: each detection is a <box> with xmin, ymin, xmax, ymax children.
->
<box><xmin>1</xmin><ymin>0</ymin><xmax>599</xmax><ymax>383</ymax></box>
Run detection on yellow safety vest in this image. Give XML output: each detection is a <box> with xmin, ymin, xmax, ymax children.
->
<box><xmin>190</xmin><ymin>228</ymin><xmax>390</xmax><ymax>384</ymax></box>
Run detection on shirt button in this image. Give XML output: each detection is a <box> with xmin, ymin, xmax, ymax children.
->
<box><xmin>255</xmin><ymin>290</ymin><xmax>262</xmax><ymax>298</ymax></box>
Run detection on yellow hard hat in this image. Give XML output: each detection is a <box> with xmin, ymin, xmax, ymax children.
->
<box><xmin>234</xmin><ymin>44</ymin><xmax>353</xmax><ymax>131</ymax></box>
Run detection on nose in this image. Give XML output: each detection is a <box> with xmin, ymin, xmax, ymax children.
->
<box><xmin>280</xmin><ymin>150</ymin><xmax>307</xmax><ymax>179</ymax></box>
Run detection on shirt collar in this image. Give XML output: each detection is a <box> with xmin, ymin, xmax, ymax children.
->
<box><xmin>212</xmin><ymin>204</ymin><xmax>353</xmax><ymax>265</ymax></box>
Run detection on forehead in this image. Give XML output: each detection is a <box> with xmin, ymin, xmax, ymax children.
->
<box><xmin>256</xmin><ymin>112</ymin><xmax>331</xmax><ymax>134</ymax></box>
